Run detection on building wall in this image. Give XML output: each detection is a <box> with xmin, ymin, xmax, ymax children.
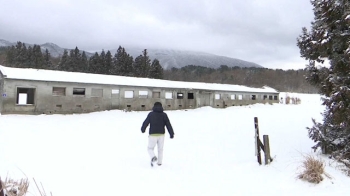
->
<box><xmin>0</xmin><ymin>78</ymin><xmax>279</xmax><ymax>114</ymax></box>
<box><xmin>0</xmin><ymin>72</ymin><xmax>4</xmax><ymax>113</ymax></box>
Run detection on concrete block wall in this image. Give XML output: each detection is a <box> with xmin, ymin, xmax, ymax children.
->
<box><xmin>0</xmin><ymin>78</ymin><xmax>279</xmax><ymax>115</ymax></box>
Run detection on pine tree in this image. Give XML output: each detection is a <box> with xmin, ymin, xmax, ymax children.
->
<box><xmin>25</xmin><ymin>45</ymin><xmax>33</xmax><ymax>68</ymax></box>
<box><xmin>149</xmin><ymin>58</ymin><xmax>164</xmax><ymax>79</ymax></box>
<box><xmin>297</xmin><ymin>0</ymin><xmax>350</xmax><ymax>159</ymax></box>
<box><xmin>141</xmin><ymin>49</ymin><xmax>151</xmax><ymax>77</ymax></box>
<box><xmin>133</xmin><ymin>55</ymin><xmax>143</xmax><ymax>77</ymax></box>
<box><xmin>114</xmin><ymin>46</ymin><xmax>133</xmax><ymax>76</ymax></box>
<box><xmin>5</xmin><ymin>46</ymin><xmax>16</xmax><ymax>66</ymax></box>
<box><xmin>133</xmin><ymin>49</ymin><xmax>151</xmax><ymax>77</ymax></box>
<box><xmin>44</xmin><ymin>49</ymin><xmax>53</xmax><ymax>69</ymax></box>
<box><xmin>81</xmin><ymin>51</ymin><xmax>88</xmax><ymax>72</ymax></box>
<box><xmin>58</xmin><ymin>49</ymin><xmax>69</xmax><ymax>71</ymax></box>
<box><xmin>88</xmin><ymin>52</ymin><xmax>101</xmax><ymax>74</ymax></box>
<box><xmin>126</xmin><ymin>53</ymin><xmax>134</xmax><ymax>76</ymax></box>
<box><xmin>14</xmin><ymin>42</ymin><xmax>28</xmax><ymax>67</ymax></box>
<box><xmin>113</xmin><ymin>46</ymin><xmax>124</xmax><ymax>75</ymax></box>
<box><xmin>105</xmin><ymin>50</ymin><xmax>113</xmax><ymax>75</ymax></box>
<box><xmin>32</xmin><ymin>45</ymin><xmax>44</xmax><ymax>69</ymax></box>
<box><xmin>99</xmin><ymin>50</ymin><xmax>106</xmax><ymax>74</ymax></box>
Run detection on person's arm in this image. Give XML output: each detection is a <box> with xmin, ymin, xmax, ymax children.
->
<box><xmin>141</xmin><ymin>113</ymin><xmax>151</xmax><ymax>133</ymax></box>
<box><xmin>164</xmin><ymin>113</ymin><xmax>174</xmax><ymax>138</ymax></box>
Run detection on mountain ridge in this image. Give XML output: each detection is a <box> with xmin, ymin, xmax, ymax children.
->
<box><xmin>0</xmin><ymin>39</ymin><xmax>263</xmax><ymax>69</ymax></box>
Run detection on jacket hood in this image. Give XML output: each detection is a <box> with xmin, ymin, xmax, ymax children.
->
<box><xmin>152</xmin><ymin>105</ymin><xmax>164</xmax><ymax>113</ymax></box>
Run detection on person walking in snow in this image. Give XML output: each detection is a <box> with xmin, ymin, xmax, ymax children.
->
<box><xmin>141</xmin><ymin>102</ymin><xmax>174</xmax><ymax>166</ymax></box>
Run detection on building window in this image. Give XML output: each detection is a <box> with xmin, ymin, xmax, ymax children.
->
<box><xmin>231</xmin><ymin>94</ymin><xmax>236</xmax><ymax>100</ymax></box>
<box><xmin>269</xmin><ymin>95</ymin><xmax>273</xmax><ymax>100</ymax></box>
<box><xmin>112</xmin><ymin>89</ymin><xmax>119</xmax><ymax>98</ymax></box>
<box><xmin>165</xmin><ymin>92</ymin><xmax>173</xmax><ymax>99</ymax></box>
<box><xmin>215</xmin><ymin>94</ymin><xmax>221</xmax><ymax>100</ymax></box>
<box><xmin>238</xmin><ymin>95</ymin><xmax>243</xmax><ymax>100</ymax></box>
<box><xmin>251</xmin><ymin>95</ymin><xmax>256</xmax><ymax>100</ymax></box>
<box><xmin>91</xmin><ymin>88</ymin><xmax>103</xmax><ymax>97</ymax></box>
<box><xmin>17</xmin><ymin>87</ymin><xmax>35</xmax><ymax>105</ymax></box>
<box><xmin>73</xmin><ymin>88</ymin><xmax>85</xmax><ymax>95</ymax></box>
<box><xmin>177</xmin><ymin>93</ymin><xmax>184</xmax><ymax>99</ymax></box>
<box><xmin>52</xmin><ymin>87</ymin><xmax>66</xmax><ymax>96</ymax></box>
<box><xmin>124</xmin><ymin>91</ymin><xmax>134</xmax><ymax>98</ymax></box>
<box><xmin>188</xmin><ymin>93</ymin><xmax>194</xmax><ymax>99</ymax></box>
<box><xmin>263</xmin><ymin>95</ymin><xmax>267</xmax><ymax>100</ymax></box>
<box><xmin>274</xmin><ymin>95</ymin><xmax>278</xmax><ymax>100</ymax></box>
<box><xmin>153</xmin><ymin>92</ymin><xmax>160</xmax><ymax>98</ymax></box>
<box><xmin>139</xmin><ymin>91</ymin><xmax>148</xmax><ymax>98</ymax></box>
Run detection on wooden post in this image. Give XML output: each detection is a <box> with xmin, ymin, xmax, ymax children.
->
<box><xmin>254</xmin><ymin>117</ymin><xmax>262</xmax><ymax>165</ymax></box>
<box><xmin>0</xmin><ymin>177</ymin><xmax>4</xmax><ymax>196</ymax></box>
<box><xmin>263</xmin><ymin>135</ymin><xmax>271</xmax><ymax>165</ymax></box>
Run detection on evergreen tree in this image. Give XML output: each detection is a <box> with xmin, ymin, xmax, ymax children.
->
<box><xmin>133</xmin><ymin>55</ymin><xmax>143</xmax><ymax>77</ymax></box>
<box><xmin>113</xmin><ymin>46</ymin><xmax>124</xmax><ymax>75</ymax></box>
<box><xmin>133</xmin><ymin>49</ymin><xmax>151</xmax><ymax>77</ymax></box>
<box><xmin>141</xmin><ymin>49</ymin><xmax>151</xmax><ymax>77</ymax></box>
<box><xmin>105</xmin><ymin>50</ymin><xmax>113</xmax><ymax>75</ymax></box>
<box><xmin>14</xmin><ymin>42</ymin><xmax>28</xmax><ymax>67</ymax></box>
<box><xmin>44</xmin><ymin>49</ymin><xmax>53</xmax><ymax>69</ymax></box>
<box><xmin>297</xmin><ymin>0</ymin><xmax>350</xmax><ymax>159</ymax></box>
<box><xmin>149</xmin><ymin>58</ymin><xmax>164</xmax><ymax>79</ymax></box>
<box><xmin>99</xmin><ymin>50</ymin><xmax>106</xmax><ymax>74</ymax></box>
<box><xmin>67</xmin><ymin>47</ymin><xmax>83</xmax><ymax>72</ymax></box>
<box><xmin>114</xmin><ymin>46</ymin><xmax>133</xmax><ymax>76</ymax></box>
<box><xmin>126</xmin><ymin>53</ymin><xmax>134</xmax><ymax>76</ymax></box>
<box><xmin>5</xmin><ymin>46</ymin><xmax>16</xmax><ymax>66</ymax></box>
<box><xmin>25</xmin><ymin>45</ymin><xmax>33</xmax><ymax>68</ymax></box>
<box><xmin>81</xmin><ymin>51</ymin><xmax>88</xmax><ymax>72</ymax></box>
<box><xmin>58</xmin><ymin>49</ymin><xmax>69</xmax><ymax>71</ymax></box>
<box><xmin>32</xmin><ymin>45</ymin><xmax>44</xmax><ymax>69</ymax></box>
<box><xmin>88</xmin><ymin>52</ymin><xmax>101</xmax><ymax>73</ymax></box>
<box><xmin>66</xmin><ymin>49</ymin><xmax>75</xmax><ymax>72</ymax></box>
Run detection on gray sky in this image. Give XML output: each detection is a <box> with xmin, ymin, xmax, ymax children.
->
<box><xmin>1</xmin><ymin>0</ymin><xmax>314</xmax><ymax>70</ymax></box>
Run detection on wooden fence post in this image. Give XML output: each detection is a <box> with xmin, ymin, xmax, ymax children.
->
<box><xmin>254</xmin><ymin>117</ymin><xmax>262</xmax><ymax>165</ymax></box>
<box><xmin>263</xmin><ymin>135</ymin><xmax>271</xmax><ymax>165</ymax></box>
<box><xmin>254</xmin><ymin>117</ymin><xmax>273</xmax><ymax>165</ymax></box>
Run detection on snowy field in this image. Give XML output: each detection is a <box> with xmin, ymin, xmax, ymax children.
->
<box><xmin>1</xmin><ymin>92</ymin><xmax>350</xmax><ymax>196</ymax></box>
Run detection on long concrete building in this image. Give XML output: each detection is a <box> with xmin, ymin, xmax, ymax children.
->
<box><xmin>0</xmin><ymin>65</ymin><xmax>279</xmax><ymax>115</ymax></box>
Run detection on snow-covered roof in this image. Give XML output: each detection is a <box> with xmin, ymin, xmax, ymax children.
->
<box><xmin>0</xmin><ymin>65</ymin><xmax>278</xmax><ymax>93</ymax></box>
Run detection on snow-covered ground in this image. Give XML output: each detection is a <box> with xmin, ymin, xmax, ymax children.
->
<box><xmin>1</xmin><ymin>92</ymin><xmax>350</xmax><ymax>196</ymax></box>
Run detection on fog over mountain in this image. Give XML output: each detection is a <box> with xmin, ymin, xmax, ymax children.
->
<box><xmin>0</xmin><ymin>39</ymin><xmax>263</xmax><ymax>69</ymax></box>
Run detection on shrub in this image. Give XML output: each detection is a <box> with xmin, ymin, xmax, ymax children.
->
<box><xmin>297</xmin><ymin>155</ymin><xmax>331</xmax><ymax>183</ymax></box>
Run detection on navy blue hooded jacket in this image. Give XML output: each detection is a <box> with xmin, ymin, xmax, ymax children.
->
<box><xmin>141</xmin><ymin>102</ymin><xmax>174</xmax><ymax>137</ymax></box>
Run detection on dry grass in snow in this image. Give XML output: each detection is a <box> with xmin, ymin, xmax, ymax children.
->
<box><xmin>298</xmin><ymin>155</ymin><xmax>331</xmax><ymax>184</ymax></box>
<box><xmin>1</xmin><ymin>177</ymin><xmax>29</xmax><ymax>196</ymax></box>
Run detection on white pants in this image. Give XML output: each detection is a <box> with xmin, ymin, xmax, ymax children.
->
<box><xmin>148</xmin><ymin>135</ymin><xmax>165</xmax><ymax>164</ymax></box>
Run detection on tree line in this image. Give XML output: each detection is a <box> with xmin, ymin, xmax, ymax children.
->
<box><xmin>164</xmin><ymin>65</ymin><xmax>318</xmax><ymax>93</ymax></box>
<box><xmin>0</xmin><ymin>41</ymin><xmax>318</xmax><ymax>93</ymax></box>
<box><xmin>1</xmin><ymin>42</ymin><xmax>164</xmax><ymax>79</ymax></box>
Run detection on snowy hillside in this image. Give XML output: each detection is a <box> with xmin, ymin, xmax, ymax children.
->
<box><xmin>40</xmin><ymin>42</ymin><xmax>67</xmax><ymax>58</ymax></box>
<box><xmin>0</xmin><ymin>39</ymin><xmax>13</xmax><ymax>47</ymax></box>
<box><xmin>1</xmin><ymin>93</ymin><xmax>350</xmax><ymax>196</ymax></box>
<box><xmin>109</xmin><ymin>47</ymin><xmax>262</xmax><ymax>69</ymax></box>
<box><xmin>0</xmin><ymin>39</ymin><xmax>262</xmax><ymax>69</ymax></box>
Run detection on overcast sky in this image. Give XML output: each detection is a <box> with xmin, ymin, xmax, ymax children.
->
<box><xmin>1</xmin><ymin>0</ymin><xmax>314</xmax><ymax>70</ymax></box>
